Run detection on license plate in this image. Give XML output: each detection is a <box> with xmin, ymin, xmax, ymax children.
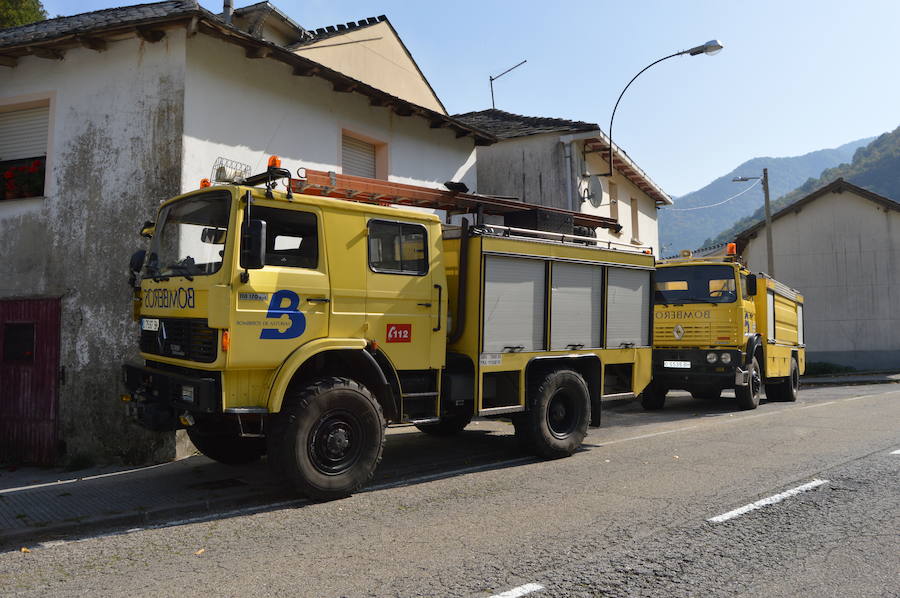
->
<box><xmin>181</xmin><ymin>385</ymin><xmax>194</xmax><ymax>402</ymax></box>
<box><xmin>141</xmin><ymin>318</ymin><xmax>160</xmax><ymax>332</ymax></box>
<box><xmin>664</xmin><ymin>360</ymin><xmax>691</xmax><ymax>369</ymax></box>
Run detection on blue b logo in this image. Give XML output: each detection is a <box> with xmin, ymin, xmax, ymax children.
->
<box><xmin>260</xmin><ymin>290</ymin><xmax>306</xmax><ymax>339</ymax></box>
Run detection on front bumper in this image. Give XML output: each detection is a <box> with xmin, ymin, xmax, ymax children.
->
<box><xmin>652</xmin><ymin>349</ymin><xmax>746</xmax><ymax>390</ymax></box>
<box><xmin>122</xmin><ymin>362</ymin><xmax>221</xmax><ymax>431</ymax></box>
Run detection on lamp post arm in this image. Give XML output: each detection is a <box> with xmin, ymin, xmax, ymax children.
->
<box><xmin>602</xmin><ymin>49</ymin><xmax>688</xmax><ymax>177</ymax></box>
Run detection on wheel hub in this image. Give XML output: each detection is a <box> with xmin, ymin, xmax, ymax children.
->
<box><xmin>325</xmin><ymin>426</ymin><xmax>350</xmax><ymax>457</ymax></box>
<box><xmin>309</xmin><ymin>410</ymin><xmax>363</xmax><ymax>475</ymax></box>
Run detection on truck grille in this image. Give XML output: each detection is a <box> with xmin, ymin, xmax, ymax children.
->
<box><xmin>140</xmin><ymin>318</ymin><xmax>218</xmax><ymax>363</ymax></box>
<box><xmin>654</xmin><ymin>321</ymin><xmax>739</xmax><ymax>346</ymax></box>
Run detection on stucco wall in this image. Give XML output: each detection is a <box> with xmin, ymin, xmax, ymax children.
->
<box><xmin>0</xmin><ymin>31</ymin><xmax>187</xmax><ymax>464</ymax></box>
<box><xmin>742</xmin><ymin>190</ymin><xmax>900</xmax><ymax>368</ymax></box>
<box><xmin>182</xmin><ymin>34</ymin><xmax>475</xmax><ymax>194</ymax></box>
<box><xmin>474</xmin><ymin>134</ymin><xmax>660</xmax><ymax>254</ymax></box>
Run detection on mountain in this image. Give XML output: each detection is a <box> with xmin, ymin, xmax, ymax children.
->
<box><xmin>709</xmin><ymin>125</ymin><xmax>900</xmax><ymax>245</ymax></box>
<box><xmin>659</xmin><ymin>137</ymin><xmax>873</xmax><ymax>253</ymax></box>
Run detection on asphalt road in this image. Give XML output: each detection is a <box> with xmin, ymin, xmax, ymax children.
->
<box><xmin>1</xmin><ymin>384</ymin><xmax>898</xmax><ymax>597</ymax></box>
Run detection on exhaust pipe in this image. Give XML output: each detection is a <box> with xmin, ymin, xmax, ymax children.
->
<box><xmin>223</xmin><ymin>0</ymin><xmax>233</xmax><ymax>25</ymax></box>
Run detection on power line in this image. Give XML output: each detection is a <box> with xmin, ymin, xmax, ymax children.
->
<box><xmin>666</xmin><ymin>178</ymin><xmax>761</xmax><ymax>211</ymax></box>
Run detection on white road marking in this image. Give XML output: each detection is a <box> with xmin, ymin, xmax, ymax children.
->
<box><xmin>592</xmin><ymin>426</ymin><xmax>698</xmax><ymax>447</ymax></box>
<box><xmin>890</xmin><ymin>449</ymin><xmax>900</xmax><ymax>455</ymax></box>
<box><xmin>707</xmin><ymin>479</ymin><xmax>829</xmax><ymax>523</ymax></box>
<box><xmin>490</xmin><ymin>583</ymin><xmax>544</xmax><ymax>597</ymax></box>
<box><xmin>0</xmin><ymin>462</ymin><xmax>173</xmax><ymax>495</ymax></box>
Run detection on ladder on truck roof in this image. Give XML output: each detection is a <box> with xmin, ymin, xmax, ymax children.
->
<box><xmin>244</xmin><ymin>166</ymin><xmax>621</xmax><ymax>232</ymax></box>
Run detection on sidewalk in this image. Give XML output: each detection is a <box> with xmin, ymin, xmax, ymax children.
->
<box><xmin>801</xmin><ymin>371</ymin><xmax>900</xmax><ymax>386</ymax></box>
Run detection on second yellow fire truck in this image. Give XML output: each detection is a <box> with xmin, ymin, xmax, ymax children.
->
<box><xmin>645</xmin><ymin>245</ymin><xmax>805</xmax><ymax>411</ymax></box>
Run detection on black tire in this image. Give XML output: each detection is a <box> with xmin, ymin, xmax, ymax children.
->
<box><xmin>187</xmin><ymin>427</ymin><xmax>266</xmax><ymax>465</ymax></box>
<box><xmin>518</xmin><ymin>369</ymin><xmax>590</xmax><ymax>459</ymax></box>
<box><xmin>769</xmin><ymin>358</ymin><xmax>800</xmax><ymax>402</ymax></box>
<box><xmin>415</xmin><ymin>412</ymin><xmax>473</xmax><ymax>436</ymax></box>
<box><xmin>690</xmin><ymin>388</ymin><xmax>721</xmax><ymax>400</ymax></box>
<box><xmin>640</xmin><ymin>381</ymin><xmax>667</xmax><ymax>410</ymax></box>
<box><xmin>735</xmin><ymin>355</ymin><xmax>762</xmax><ymax>410</ymax></box>
<box><xmin>273</xmin><ymin>377</ymin><xmax>385</xmax><ymax>500</ymax></box>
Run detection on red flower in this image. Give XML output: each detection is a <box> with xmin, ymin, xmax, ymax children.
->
<box><xmin>27</xmin><ymin>165</ymin><xmax>38</xmax><ymax>173</ymax></box>
<box><xmin>31</xmin><ymin>159</ymin><xmax>42</xmax><ymax>168</ymax></box>
<box><xmin>3</xmin><ymin>170</ymin><xmax>13</xmax><ymax>180</ymax></box>
<box><xmin>17</xmin><ymin>165</ymin><xmax>27</xmax><ymax>172</ymax></box>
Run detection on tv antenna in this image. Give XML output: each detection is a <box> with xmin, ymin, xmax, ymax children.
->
<box><xmin>489</xmin><ymin>59</ymin><xmax>527</xmax><ymax>109</ymax></box>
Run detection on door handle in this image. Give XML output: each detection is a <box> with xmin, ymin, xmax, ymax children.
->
<box><xmin>417</xmin><ymin>302</ymin><xmax>432</xmax><ymax>307</ymax></box>
<box><xmin>306</xmin><ymin>297</ymin><xmax>330</xmax><ymax>303</ymax></box>
<box><xmin>433</xmin><ymin>284</ymin><xmax>442</xmax><ymax>332</ymax></box>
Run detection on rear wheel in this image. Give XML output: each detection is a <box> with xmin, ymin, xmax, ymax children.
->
<box><xmin>640</xmin><ymin>381</ymin><xmax>667</xmax><ymax>410</ymax></box>
<box><xmin>735</xmin><ymin>355</ymin><xmax>762</xmax><ymax>410</ymax></box>
<box><xmin>273</xmin><ymin>377</ymin><xmax>385</xmax><ymax>500</ymax></box>
<box><xmin>517</xmin><ymin>369</ymin><xmax>590</xmax><ymax>459</ymax></box>
<box><xmin>768</xmin><ymin>358</ymin><xmax>800</xmax><ymax>402</ymax></box>
<box><xmin>187</xmin><ymin>427</ymin><xmax>266</xmax><ymax>465</ymax></box>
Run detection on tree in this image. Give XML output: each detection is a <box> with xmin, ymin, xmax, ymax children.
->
<box><xmin>0</xmin><ymin>0</ymin><xmax>48</xmax><ymax>29</ymax></box>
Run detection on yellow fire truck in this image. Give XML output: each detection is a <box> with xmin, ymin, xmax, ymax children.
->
<box><xmin>123</xmin><ymin>159</ymin><xmax>655</xmax><ymax>499</ymax></box>
<box><xmin>645</xmin><ymin>245</ymin><xmax>805</xmax><ymax>411</ymax></box>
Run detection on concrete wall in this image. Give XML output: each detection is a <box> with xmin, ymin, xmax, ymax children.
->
<box><xmin>293</xmin><ymin>21</ymin><xmax>446</xmax><ymax>114</ymax></box>
<box><xmin>474</xmin><ymin>134</ymin><xmax>660</xmax><ymax>254</ymax></box>
<box><xmin>742</xmin><ymin>189</ymin><xmax>900</xmax><ymax>369</ymax></box>
<box><xmin>183</xmin><ymin>33</ymin><xmax>475</xmax><ymax>193</ymax></box>
<box><xmin>0</xmin><ymin>31</ymin><xmax>187</xmax><ymax>464</ymax></box>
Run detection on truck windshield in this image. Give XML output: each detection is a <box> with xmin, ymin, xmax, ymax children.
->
<box><xmin>655</xmin><ymin>265</ymin><xmax>738</xmax><ymax>304</ymax></box>
<box><xmin>144</xmin><ymin>191</ymin><xmax>231</xmax><ymax>280</ymax></box>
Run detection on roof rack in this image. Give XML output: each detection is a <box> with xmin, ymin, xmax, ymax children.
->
<box><xmin>243</xmin><ymin>166</ymin><xmax>621</xmax><ymax>231</ymax></box>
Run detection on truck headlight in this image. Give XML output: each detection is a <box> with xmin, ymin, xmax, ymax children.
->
<box><xmin>720</xmin><ymin>353</ymin><xmax>732</xmax><ymax>365</ymax></box>
<box><xmin>706</xmin><ymin>352</ymin><xmax>718</xmax><ymax>364</ymax></box>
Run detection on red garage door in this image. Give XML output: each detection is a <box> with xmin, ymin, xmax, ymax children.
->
<box><xmin>0</xmin><ymin>298</ymin><xmax>60</xmax><ymax>465</ymax></box>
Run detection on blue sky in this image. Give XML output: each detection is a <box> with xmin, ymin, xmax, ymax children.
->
<box><xmin>42</xmin><ymin>0</ymin><xmax>900</xmax><ymax>197</ymax></box>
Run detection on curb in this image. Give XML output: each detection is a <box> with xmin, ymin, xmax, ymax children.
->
<box><xmin>0</xmin><ymin>487</ymin><xmax>296</xmax><ymax>551</ymax></box>
<box><xmin>800</xmin><ymin>378</ymin><xmax>900</xmax><ymax>388</ymax></box>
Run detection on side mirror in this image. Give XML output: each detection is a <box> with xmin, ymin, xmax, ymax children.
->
<box><xmin>128</xmin><ymin>249</ymin><xmax>146</xmax><ymax>287</ymax></box>
<box><xmin>746</xmin><ymin>274</ymin><xmax>757</xmax><ymax>297</ymax></box>
<box><xmin>140</xmin><ymin>220</ymin><xmax>155</xmax><ymax>238</ymax></box>
<box><xmin>240</xmin><ymin>219</ymin><xmax>266</xmax><ymax>271</ymax></box>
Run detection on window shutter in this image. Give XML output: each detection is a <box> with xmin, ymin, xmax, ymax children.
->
<box><xmin>342</xmin><ymin>135</ymin><xmax>376</xmax><ymax>178</ymax></box>
<box><xmin>0</xmin><ymin>106</ymin><xmax>49</xmax><ymax>162</ymax></box>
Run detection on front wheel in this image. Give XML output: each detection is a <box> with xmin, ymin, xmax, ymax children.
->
<box><xmin>273</xmin><ymin>377</ymin><xmax>385</xmax><ymax>500</ymax></box>
<box><xmin>735</xmin><ymin>356</ymin><xmax>762</xmax><ymax>410</ymax></box>
<box><xmin>518</xmin><ymin>369</ymin><xmax>590</xmax><ymax>459</ymax></box>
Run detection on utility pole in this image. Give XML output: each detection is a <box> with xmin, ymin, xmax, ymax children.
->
<box><xmin>762</xmin><ymin>168</ymin><xmax>774</xmax><ymax>276</ymax></box>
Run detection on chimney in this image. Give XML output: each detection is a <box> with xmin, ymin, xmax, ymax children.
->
<box><xmin>223</xmin><ymin>0</ymin><xmax>233</xmax><ymax>25</ymax></box>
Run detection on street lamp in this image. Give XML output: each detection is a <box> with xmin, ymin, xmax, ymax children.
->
<box><xmin>733</xmin><ymin>169</ymin><xmax>774</xmax><ymax>275</ymax></box>
<box><xmin>601</xmin><ymin>40</ymin><xmax>724</xmax><ymax>177</ymax></box>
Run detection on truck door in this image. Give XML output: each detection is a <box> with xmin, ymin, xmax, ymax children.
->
<box><xmin>230</xmin><ymin>202</ymin><xmax>329</xmax><ymax>367</ymax></box>
<box><xmin>365</xmin><ymin>218</ymin><xmax>446</xmax><ymax>371</ymax></box>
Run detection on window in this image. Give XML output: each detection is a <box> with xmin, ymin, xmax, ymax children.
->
<box><xmin>146</xmin><ymin>192</ymin><xmax>230</xmax><ymax>279</ymax></box>
<box><xmin>342</xmin><ymin>134</ymin><xmax>377</xmax><ymax>178</ymax></box>
<box><xmin>630</xmin><ymin>196</ymin><xmax>640</xmax><ymax>243</ymax></box>
<box><xmin>3</xmin><ymin>323</ymin><xmax>35</xmax><ymax>362</ymax></box>
<box><xmin>1</xmin><ymin>104</ymin><xmax>49</xmax><ymax>200</ymax></box>
<box><xmin>368</xmin><ymin>220</ymin><xmax>427</xmax><ymax>275</ymax></box>
<box><xmin>608</xmin><ymin>181</ymin><xmax>619</xmax><ymax>226</ymax></box>
<box><xmin>253</xmin><ymin>206</ymin><xmax>319</xmax><ymax>269</ymax></box>
<box><xmin>654</xmin><ymin>265</ymin><xmax>738</xmax><ymax>304</ymax></box>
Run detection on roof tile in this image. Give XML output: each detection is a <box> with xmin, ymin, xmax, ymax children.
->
<box><xmin>453</xmin><ymin>109</ymin><xmax>598</xmax><ymax>139</ymax></box>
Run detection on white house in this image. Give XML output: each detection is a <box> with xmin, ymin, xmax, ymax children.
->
<box><xmin>735</xmin><ymin>178</ymin><xmax>900</xmax><ymax>370</ymax></box>
<box><xmin>0</xmin><ymin>0</ymin><xmax>492</xmax><ymax>465</ymax></box>
<box><xmin>454</xmin><ymin>109</ymin><xmax>672</xmax><ymax>254</ymax></box>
